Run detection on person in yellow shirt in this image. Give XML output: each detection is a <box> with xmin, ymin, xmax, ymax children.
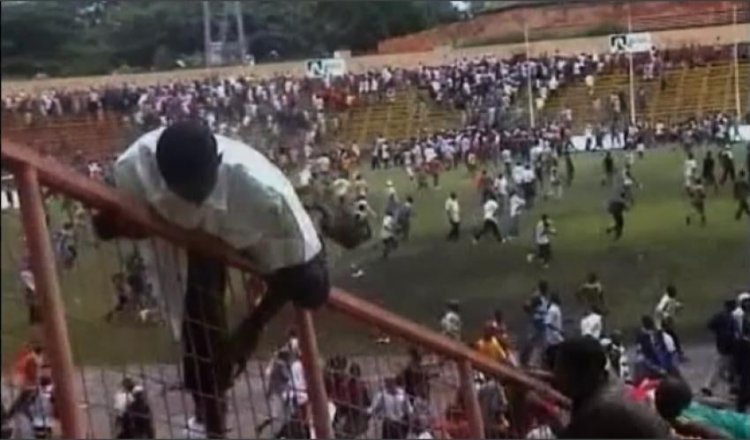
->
<box><xmin>475</xmin><ymin>322</ymin><xmax>510</xmax><ymax>364</ymax></box>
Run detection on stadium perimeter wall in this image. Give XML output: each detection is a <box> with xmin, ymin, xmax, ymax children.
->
<box><xmin>2</xmin><ymin>23</ymin><xmax>749</xmax><ymax>96</ymax></box>
<box><xmin>378</xmin><ymin>0</ymin><xmax>745</xmax><ymax>53</ymax></box>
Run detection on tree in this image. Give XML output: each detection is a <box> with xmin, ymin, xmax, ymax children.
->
<box><xmin>1</xmin><ymin>0</ymin><xmax>461</xmax><ymax>77</ymax></box>
<box><xmin>1</xmin><ymin>1</ymin><xmax>85</xmax><ymax>76</ymax></box>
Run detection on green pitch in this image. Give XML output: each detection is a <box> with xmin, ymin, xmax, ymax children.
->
<box><xmin>1</xmin><ymin>145</ymin><xmax>748</xmax><ymax>366</ymax></box>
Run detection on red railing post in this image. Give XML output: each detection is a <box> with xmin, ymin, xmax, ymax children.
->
<box><xmin>15</xmin><ymin>165</ymin><xmax>85</xmax><ymax>439</ymax></box>
<box><xmin>458</xmin><ymin>360</ymin><xmax>485</xmax><ymax>439</ymax></box>
<box><xmin>295</xmin><ymin>308</ymin><xmax>332</xmax><ymax>439</ymax></box>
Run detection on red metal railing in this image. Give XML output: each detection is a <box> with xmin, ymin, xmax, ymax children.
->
<box><xmin>1</xmin><ymin>140</ymin><xmax>570</xmax><ymax>438</ymax></box>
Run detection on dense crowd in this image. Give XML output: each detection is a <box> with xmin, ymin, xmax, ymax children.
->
<box><xmin>2</xmin><ymin>41</ymin><xmax>749</xmax><ymax>440</ymax></box>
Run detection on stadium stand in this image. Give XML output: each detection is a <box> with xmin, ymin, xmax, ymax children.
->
<box><xmin>1</xmin><ymin>141</ymin><xmax>570</xmax><ymax>438</ymax></box>
<box><xmin>542</xmin><ymin>61</ymin><xmax>750</xmax><ymax>132</ymax></box>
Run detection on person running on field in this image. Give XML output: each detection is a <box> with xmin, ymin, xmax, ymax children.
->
<box><xmin>396</xmin><ymin>196</ymin><xmax>414</xmax><ymax>241</ymax></box>
<box><xmin>685</xmin><ymin>178</ymin><xmax>707</xmax><ymax>227</ymax></box>
<box><xmin>733</xmin><ymin>170</ymin><xmax>749</xmax><ymax>220</ymax></box>
<box><xmin>605</xmin><ymin>191</ymin><xmax>629</xmax><ymax>240</ymax></box>
<box><xmin>445</xmin><ymin>192</ymin><xmax>461</xmax><ymax>241</ymax></box>
<box><xmin>527</xmin><ymin>214</ymin><xmax>556</xmax><ymax>269</ymax></box>
<box><xmin>602</xmin><ymin>151</ymin><xmax>615</xmax><ymax>187</ymax></box>
<box><xmin>702</xmin><ymin>150</ymin><xmax>718</xmax><ymax>193</ymax></box>
<box><xmin>473</xmin><ymin>194</ymin><xmax>504</xmax><ymax>244</ymax></box>
<box><xmin>380</xmin><ymin>210</ymin><xmax>398</xmax><ymax>259</ymax></box>
<box><xmin>719</xmin><ymin>148</ymin><xmax>736</xmax><ymax>186</ymax></box>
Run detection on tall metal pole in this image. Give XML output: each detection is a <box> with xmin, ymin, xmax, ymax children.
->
<box><xmin>16</xmin><ymin>165</ymin><xmax>85</xmax><ymax>439</ymax></box>
<box><xmin>218</xmin><ymin>2</ymin><xmax>230</xmax><ymax>45</ymax></box>
<box><xmin>235</xmin><ymin>1</ymin><xmax>247</xmax><ymax>62</ymax></box>
<box><xmin>627</xmin><ymin>4</ymin><xmax>636</xmax><ymax>126</ymax></box>
<box><xmin>524</xmin><ymin>22</ymin><xmax>536</xmax><ymax>129</ymax></box>
<box><xmin>459</xmin><ymin>360</ymin><xmax>485</xmax><ymax>439</ymax></box>
<box><xmin>202</xmin><ymin>1</ymin><xmax>211</xmax><ymax>67</ymax></box>
<box><xmin>295</xmin><ymin>309</ymin><xmax>332</xmax><ymax>439</ymax></box>
<box><xmin>732</xmin><ymin>4</ymin><xmax>742</xmax><ymax>118</ymax></box>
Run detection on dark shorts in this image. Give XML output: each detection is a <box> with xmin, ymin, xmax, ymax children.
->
<box><xmin>265</xmin><ymin>251</ymin><xmax>330</xmax><ymax>310</ymax></box>
<box><xmin>537</xmin><ymin>243</ymin><xmax>551</xmax><ymax>261</ymax></box>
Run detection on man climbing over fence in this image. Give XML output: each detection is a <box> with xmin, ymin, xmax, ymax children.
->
<box><xmin>93</xmin><ymin>121</ymin><xmax>368</xmax><ymax>437</ymax></box>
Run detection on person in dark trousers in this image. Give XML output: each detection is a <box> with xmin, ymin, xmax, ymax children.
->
<box><xmin>635</xmin><ymin>315</ymin><xmax>682</xmax><ymax>381</ymax></box>
<box><xmin>701</xmin><ymin>300</ymin><xmax>738</xmax><ymax>397</ymax></box>
<box><xmin>396</xmin><ymin>196</ymin><xmax>414</xmax><ymax>241</ymax></box>
<box><xmin>602</xmin><ymin>151</ymin><xmax>615</xmax><ymax>186</ymax></box>
<box><xmin>733</xmin><ymin>170</ymin><xmax>749</xmax><ymax>220</ymax></box>
<box><xmin>656</xmin><ymin>285</ymin><xmax>686</xmax><ymax>361</ymax></box>
<box><xmin>564</xmin><ymin>151</ymin><xmax>575</xmax><ymax>187</ymax></box>
<box><xmin>605</xmin><ymin>192</ymin><xmax>628</xmax><ymax>240</ymax></box>
<box><xmin>445</xmin><ymin>192</ymin><xmax>461</xmax><ymax>241</ymax></box>
<box><xmin>398</xmin><ymin>348</ymin><xmax>431</xmax><ymax>405</ymax></box>
<box><xmin>117</xmin><ymin>388</ymin><xmax>155</xmax><ymax>439</ymax></box>
<box><xmin>702</xmin><ymin>150</ymin><xmax>718</xmax><ymax>193</ymax></box>
<box><xmin>93</xmin><ymin>122</ymin><xmax>365</xmax><ymax>438</ymax></box>
<box><xmin>685</xmin><ymin>178</ymin><xmax>707</xmax><ymax>226</ymax></box>
<box><xmin>473</xmin><ymin>195</ymin><xmax>503</xmax><ymax>243</ymax></box>
<box><xmin>719</xmin><ymin>148</ymin><xmax>736</xmax><ymax>185</ymax></box>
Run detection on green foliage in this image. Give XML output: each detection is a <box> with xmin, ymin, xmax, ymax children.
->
<box><xmin>1</xmin><ymin>0</ymin><xmax>460</xmax><ymax>78</ymax></box>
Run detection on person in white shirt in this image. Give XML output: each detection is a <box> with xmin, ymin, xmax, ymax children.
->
<box><xmin>473</xmin><ymin>195</ymin><xmax>504</xmax><ymax>244</ymax></box>
<box><xmin>512</xmin><ymin>162</ymin><xmax>525</xmax><ymax>187</ymax></box>
<box><xmin>580</xmin><ymin>305</ymin><xmax>603</xmax><ymax>340</ymax></box>
<box><xmin>527</xmin><ymin>214</ymin><xmax>555</xmax><ymax>268</ymax></box>
<box><xmin>654</xmin><ymin>285</ymin><xmax>685</xmax><ymax>360</ymax></box>
<box><xmin>543</xmin><ymin>293</ymin><xmax>564</xmax><ymax>370</ymax></box>
<box><xmin>445</xmin><ymin>192</ymin><xmax>461</xmax><ymax>241</ymax></box>
<box><xmin>734</xmin><ymin>292</ymin><xmax>750</xmax><ymax>332</ymax></box>
<box><xmin>113</xmin><ymin>378</ymin><xmax>137</xmax><ymax>432</ymax></box>
<box><xmin>440</xmin><ymin>300</ymin><xmax>462</xmax><ymax>340</ymax></box>
<box><xmin>92</xmin><ymin>122</ymin><xmax>362</xmax><ymax>437</ymax></box>
<box><xmin>683</xmin><ymin>152</ymin><xmax>698</xmax><ymax>191</ymax></box>
<box><xmin>368</xmin><ymin>377</ymin><xmax>411</xmax><ymax>439</ymax></box>
<box><xmin>521</xmin><ymin>164</ymin><xmax>538</xmax><ymax>208</ymax></box>
<box><xmin>493</xmin><ymin>172</ymin><xmax>509</xmax><ymax>206</ymax></box>
<box><xmin>507</xmin><ymin>190</ymin><xmax>525</xmax><ymax>240</ymax></box>
<box><xmin>585</xmin><ymin>73</ymin><xmax>595</xmax><ymax>95</ymax></box>
<box><xmin>381</xmin><ymin>211</ymin><xmax>398</xmax><ymax>259</ymax></box>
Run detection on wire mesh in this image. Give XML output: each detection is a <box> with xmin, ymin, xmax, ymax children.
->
<box><xmin>1</xmin><ymin>10</ymin><xmax>748</xmax><ymax>439</ymax></box>
<box><xmin>1</xmin><ymin>163</ymin><xmax>569</xmax><ymax>439</ymax></box>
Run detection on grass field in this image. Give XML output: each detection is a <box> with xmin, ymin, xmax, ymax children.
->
<box><xmin>1</xmin><ymin>144</ymin><xmax>748</xmax><ymax>366</ymax></box>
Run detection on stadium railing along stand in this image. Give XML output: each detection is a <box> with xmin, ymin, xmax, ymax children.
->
<box><xmin>1</xmin><ymin>141</ymin><xmax>569</xmax><ymax>439</ymax></box>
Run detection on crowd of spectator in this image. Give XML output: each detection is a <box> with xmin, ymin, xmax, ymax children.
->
<box><xmin>1</xmin><ymin>40</ymin><xmax>749</xmax><ymax>440</ymax></box>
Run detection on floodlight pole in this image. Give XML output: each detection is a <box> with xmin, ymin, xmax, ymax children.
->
<box><xmin>524</xmin><ymin>22</ymin><xmax>536</xmax><ymax>129</ymax></box>
<box><xmin>733</xmin><ymin>4</ymin><xmax>742</xmax><ymax>118</ymax></box>
<box><xmin>203</xmin><ymin>1</ymin><xmax>211</xmax><ymax>67</ymax></box>
<box><xmin>627</xmin><ymin>4</ymin><xmax>636</xmax><ymax>126</ymax></box>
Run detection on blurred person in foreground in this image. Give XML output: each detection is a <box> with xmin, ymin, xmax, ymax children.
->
<box><xmin>655</xmin><ymin>378</ymin><xmax>749</xmax><ymax>439</ymax></box>
<box><xmin>93</xmin><ymin>121</ymin><xmax>368</xmax><ymax>437</ymax></box>
<box><xmin>552</xmin><ymin>337</ymin><xmax>670</xmax><ymax>438</ymax></box>
<box><xmin>702</xmin><ymin>299</ymin><xmax>738</xmax><ymax>397</ymax></box>
<box><xmin>734</xmin><ymin>294</ymin><xmax>750</xmax><ymax>413</ymax></box>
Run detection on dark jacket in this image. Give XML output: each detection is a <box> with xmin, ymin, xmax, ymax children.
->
<box><xmin>707</xmin><ymin>310</ymin><xmax>736</xmax><ymax>355</ymax></box>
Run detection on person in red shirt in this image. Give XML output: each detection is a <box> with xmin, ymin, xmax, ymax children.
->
<box><xmin>6</xmin><ymin>343</ymin><xmax>47</xmax><ymax>432</ymax></box>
